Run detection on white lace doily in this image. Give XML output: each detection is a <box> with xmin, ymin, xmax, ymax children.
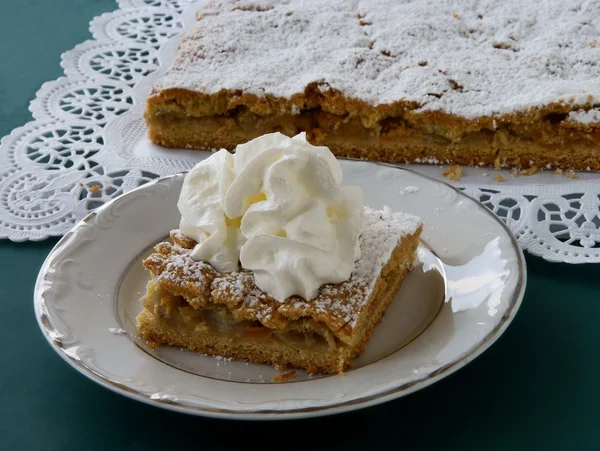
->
<box><xmin>1</xmin><ymin>0</ymin><xmax>599</xmax><ymax>263</ymax></box>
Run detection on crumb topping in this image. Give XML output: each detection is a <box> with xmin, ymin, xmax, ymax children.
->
<box><xmin>154</xmin><ymin>0</ymin><xmax>600</xmax><ymax>121</ymax></box>
<box><xmin>144</xmin><ymin>243</ymin><xmax>218</xmax><ymax>307</ymax></box>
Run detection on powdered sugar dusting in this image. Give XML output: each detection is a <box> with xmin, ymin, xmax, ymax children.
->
<box><xmin>152</xmin><ymin>245</ymin><xmax>215</xmax><ymax>287</ymax></box>
<box><xmin>154</xmin><ymin>0</ymin><xmax>599</xmax><ymax>118</ymax></box>
<box><xmin>567</xmin><ymin>108</ymin><xmax>600</xmax><ymax>125</ymax></box>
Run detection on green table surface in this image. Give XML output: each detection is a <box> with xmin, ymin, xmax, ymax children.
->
<box><xmin>1</xmin><ymin>1</ymin><xmax>599</xmax><ymax>450</ymax></box>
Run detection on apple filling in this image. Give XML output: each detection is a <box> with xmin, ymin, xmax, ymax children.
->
<box><xmin>141</xmin><ymin>283</ymin><xmax>339</xmax><ymax>353</ymax></box>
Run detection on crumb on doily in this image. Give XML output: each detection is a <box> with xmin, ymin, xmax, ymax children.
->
<box><xmin>87</xmin><ymin>184</ymin><xmax>101</xmax><ymax>193</ymax></box>
<box><xmin>442</xmin><ymin>165</ymin><xmax>462</xmax><ymax>181</ymax></box>
<box><xmin>494</xmin><ymin>175</ymin><xmax>505</xmax><ymax>182</ymax></box>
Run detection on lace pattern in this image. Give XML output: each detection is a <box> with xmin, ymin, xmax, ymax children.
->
<box><xmin>0</xmin><ymin>0</ymin><xmax>598</xmax><ymax>263</ymax></box>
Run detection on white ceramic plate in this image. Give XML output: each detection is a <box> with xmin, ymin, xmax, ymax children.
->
<box><xmin>34</xmin><ymin>160</ymin><xmax>526</xmax><ymax>420</ymax></box>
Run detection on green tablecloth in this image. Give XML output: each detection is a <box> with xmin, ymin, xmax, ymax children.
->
<box><xmin>1</xmin><ymin>1</ymin><xmax>599</xmax><ymax>450</ymax></box>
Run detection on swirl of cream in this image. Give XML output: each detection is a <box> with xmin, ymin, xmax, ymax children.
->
<box><xmin>178</xmin><ymin>132</ymin><xmax>364</xmax><ymax>301</ymax></box>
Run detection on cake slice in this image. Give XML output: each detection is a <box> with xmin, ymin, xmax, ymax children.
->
<box><xmin>145</xmin><ymin>0</ymin><xmax>600</xmax><ymax>171</ymax></box>
<box><xmin>136</xmin><ymin>206</ymin><xmax>422</xmax><ymax>374</ymax></box>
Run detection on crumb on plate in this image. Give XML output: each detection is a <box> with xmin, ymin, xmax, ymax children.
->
<box><xmin>272</xmin><ymin>370</ymin><xmax>296</xmax><ymax>383</ymax></box>
<box><xmin>521</xmin><ymin>166</ymin><xmax>539</xmax><ymax>176</ymax></box>
<box><xmin>442</xmin><ymin>165</ymin><xmax>462</xmax><ymax>181</ymax></box>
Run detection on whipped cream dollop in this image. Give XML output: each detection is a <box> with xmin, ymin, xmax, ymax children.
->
<box><xmin>178</xmin><ymin>132</ymin><xmax>364</xmax><ymax>301</ymax></box>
